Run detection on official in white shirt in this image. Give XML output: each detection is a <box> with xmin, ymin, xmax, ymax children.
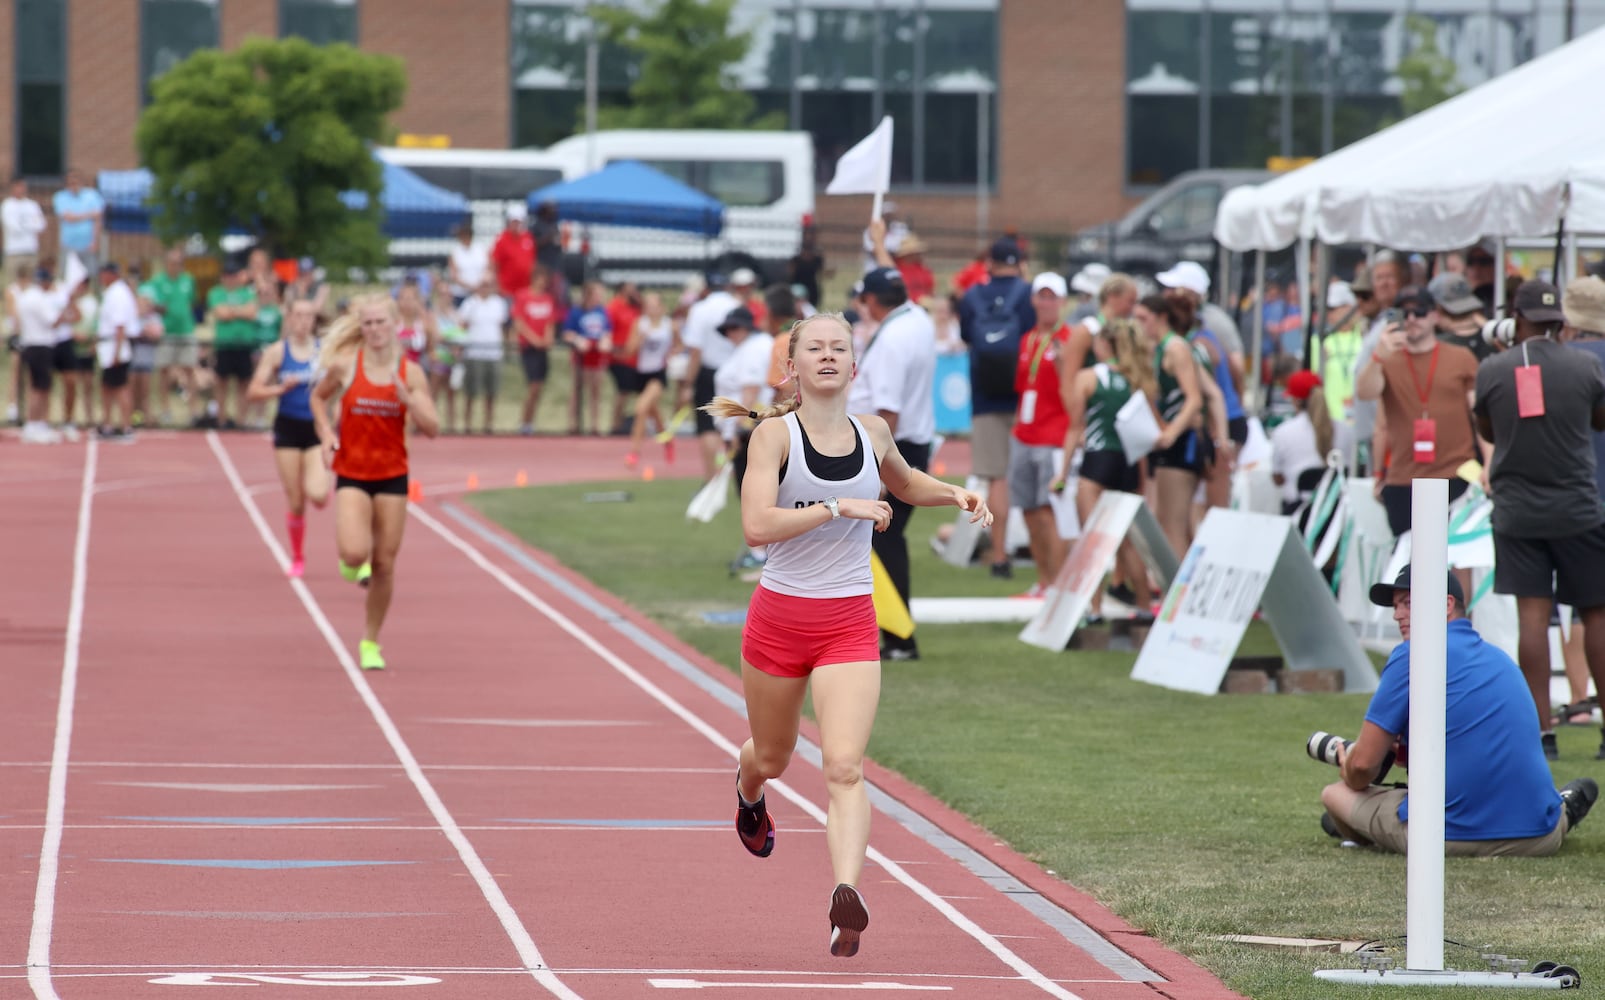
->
<box><xmin>848</xmin><ymin>265</ymin><xmax>937</xmax><ymax>660</ymax></box>
<box><xmin>679</xmin><ymin>272</ymin><xmax>742</xmax><ymax>479</ymax></box>
<box><xmin>96</xmin><ymin>262</ymin><xmax>141</xmax><ymax>439</ymax></box>
<box><xmin>14</xmin><ymin>267</ymin><xmax>68</xmax><ymax>442</ymax></box>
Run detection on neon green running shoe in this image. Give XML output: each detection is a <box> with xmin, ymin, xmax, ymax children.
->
<box><xmin>339</xmin><ymin>561</ymin><xmax>373</xmax><ymax>587</ymax></box>
<box><xmin>359</xmin><ymin>639</ymin><xmax>386</xmax><ymax>671</ymax></box>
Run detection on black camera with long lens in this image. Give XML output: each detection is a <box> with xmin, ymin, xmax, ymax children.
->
<box><xmin>1307</xmin><ymin>731</ymin><xmax>1396</xmax><ymax>782</ymax></box>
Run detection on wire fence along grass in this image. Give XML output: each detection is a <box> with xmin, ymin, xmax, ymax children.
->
<box><xmin>469</xmin><ymin>477</ymin><xmax>1605</xmax><ymax>1000</ymax></box>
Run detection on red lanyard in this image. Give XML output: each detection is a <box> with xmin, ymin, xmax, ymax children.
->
<box><xmin>1403</xmin><ymin>344</ymin><xmax>1439</xmax><ymax>415</ymax></box>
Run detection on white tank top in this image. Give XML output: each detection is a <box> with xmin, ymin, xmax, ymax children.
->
<box><xmin>635</xmin><ymin>315</ymin><xmax>673</xmax><ymax>373</ymax></box>
<box><xmin>760</xmin><ymin>413</ymin><xmax>882</xmax><ymax>599</ymax></box>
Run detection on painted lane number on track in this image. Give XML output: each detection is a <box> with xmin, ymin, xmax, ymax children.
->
<box><xmin>149</xmin><ymin>972</ymin><xmax>441</xmax><ymax>986</ymax></box>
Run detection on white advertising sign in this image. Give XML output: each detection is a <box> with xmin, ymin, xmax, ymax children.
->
<box><xmin>1018</xmin><ymin>492</ymin><xmax>1178</xmax><ymax>652</ymax></box>
<box><xmin>1132</xmin><ymin>509</ymin><xmax>1378</xmax><ymax>695</ymax></box>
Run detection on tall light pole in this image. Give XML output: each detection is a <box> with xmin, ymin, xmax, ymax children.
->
<box><xmin>585</xmin><ymin>1</ymin><xmax>600</xmax><ymax>172</ymax></box>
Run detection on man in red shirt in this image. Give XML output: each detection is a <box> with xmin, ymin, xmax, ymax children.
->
<box><xmin>894</xmin><ymin>235</ymin><xmax>935</xmax><ymax>304</ymax></box>
<box><xmin>1008</xmin><ymin>272</ymin><xmax>1074</xmax><ymax>597</ymax></box>
<box><xmin>511</xmin><ymin>267</ymin><xmax>559</xmax><ymax>435</ymax></box>
<box><xmin>606</xmin><ymin>282</ymin><xmax>643</xmax><ymax>433</ymax></box>
<box><xmin>491</xmin><ymin>205</ymin><xmax>536</xmax><ymax>298</ymax></box>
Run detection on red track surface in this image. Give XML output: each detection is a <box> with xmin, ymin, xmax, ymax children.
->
<box><xmin>2</xmin><ymin>431</ymin><xmax>1237</xmax><ymax>1000</ymax></box>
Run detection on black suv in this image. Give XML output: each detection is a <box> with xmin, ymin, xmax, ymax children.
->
<box><xmin>1065</xmin><ymin>169</ymin><xmax>1271</xmax><ymax>281</ymax></box>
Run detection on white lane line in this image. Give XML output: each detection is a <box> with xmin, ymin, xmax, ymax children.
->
<box><xmin>207</xmin><ymin>432</ymin><xmax>580</xmax><ymax>1000</ymax></box>
<box><xmin>408</xmin><ymin>504</ymin><xmax>1084</xmax><ymax>1000</ymax></box>
<box><xmin>27</xmin><ymin>438</ymin><xmax>98</xmax><ymax>1000</ymax></box>
<box><xmin>0</xmin><ymin>825</ymin><xmax>829</xmax><ymax>833</ymax></box>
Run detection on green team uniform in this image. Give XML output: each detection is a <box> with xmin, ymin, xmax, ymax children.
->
<box><xmin>1153</xmin><ymin>332</ymin><xmax>1213</xmax><ymax>425</ymax></box>
<box><xmin>1083</xmin><ymin>363</ymin><xmax>1132</xmax><ymax>453</ymax></box>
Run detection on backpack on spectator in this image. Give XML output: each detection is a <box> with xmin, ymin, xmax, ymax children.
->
<box><xmin>970</xmin><ymin>280</ymin><xmax>1032</xmax><ymax>399</ymax></box>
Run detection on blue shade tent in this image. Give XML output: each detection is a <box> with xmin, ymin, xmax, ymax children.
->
<box><xmin>98</xmin><ymin>157</ymin><xmax>468</xmax><ymax>239</ymax></box>
<box><xmin>527</xmin><ymin>160</ymin><xmax>725</xmax><ymax>238</ymax></box>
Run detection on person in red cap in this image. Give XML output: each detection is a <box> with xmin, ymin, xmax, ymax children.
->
<box><xmin>1271</xmin><ymin>370</ymin><xmax>1351</xmax><ymax>515</ymax></box>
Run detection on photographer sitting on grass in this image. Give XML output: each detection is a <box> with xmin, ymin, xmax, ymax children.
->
<box><xmin>1319</xmin><ymin>566</ymin><xmax>1596</xmax><ymax>856</ymax></box>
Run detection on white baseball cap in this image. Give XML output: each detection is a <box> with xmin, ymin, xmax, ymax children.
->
<box><xmin>729</xmin><ymin>267</ymin><xmax>757</xmax><ymax>287</ymax></box>
<box><xmin>1326</xmin><ymin>281</ymin><xmax>1357</xmax><ymax>309</ymax></box>
<box><xmin>1031</xmin><ymin>272</ymin><xmax>1068</xmax><ymax>298</ymax></box>
<box><xmin>1070</xmin><ymin>263</ymin><xmax>1111</xmax><ymax>297</ymax></box>
<box><xmin>1156</xmin><ymin>260</ymin><xmax>1211</xmax><ymax>296</ymax></box>
<box><xmin>506</xmin><ymin>203</ymin><xmax>528</xmax><ymax>221</ymax></box>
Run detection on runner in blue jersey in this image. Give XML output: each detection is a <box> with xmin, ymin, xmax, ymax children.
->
<box><xmin>247</xmin><ymin>298</ymin><xmax>330</xmax><ymax>578</ymax></box>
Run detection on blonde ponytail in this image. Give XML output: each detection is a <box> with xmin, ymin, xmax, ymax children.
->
<box><xmin>1307</xmin><ymin>385</ymin><xmax>1334</xmax><ymax>458</ymax></box>
<box><xmin>701</xmin><ymin>394</ymin><xmax>802</xmax><ymax>422</ymax></box>
<box><xmin>318</xmin><ymin>293</ymin><xmax>400</xmax><ymax>371</ymax></box>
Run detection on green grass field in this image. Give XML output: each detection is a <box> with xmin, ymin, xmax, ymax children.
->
<box><xmin>470</xmin><ymin>479</ymin><xmax>1605</xmax><ymax>1000</ymax></box>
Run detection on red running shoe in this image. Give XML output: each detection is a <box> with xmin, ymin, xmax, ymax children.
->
<box><xmin>828</xmin><ymin>883</ymin><xmax>870</xmax><ymax>958</ymax></box>
<box><xmin>735</xmin><ymin>771</ymin><xmax>774</xmax><ymax>858</ymax></box>
<box><xmin>664</xmin><ymin>439</ymin><xmax>677</xmax><ymax>464</ymax></box>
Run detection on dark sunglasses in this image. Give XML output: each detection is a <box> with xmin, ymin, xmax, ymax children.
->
<box><xmin>1402</xmin><ymin>307</ymin><xmax>1431</xmax><ymax>319</ymax></box>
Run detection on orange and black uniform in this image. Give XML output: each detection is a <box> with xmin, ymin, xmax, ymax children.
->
<box><xmin>334</xmin><ymin>352</ymin><xmax>411</xmax><ymax>496</ymax></box>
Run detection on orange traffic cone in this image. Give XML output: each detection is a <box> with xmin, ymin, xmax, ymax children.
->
<box><xmin>515</xmin><ymin>469</ymin><xmax>529</xmax><ymax>487</ymax></box>
<box><xmin>466</xmin><ymin>472</ymin><xmax>479</xmax><ymax>491</ymax></box>
<box><xmin>642</xmin><ymin>465</ymin><xmax>656</xmax><ymax>482</ymax></box>
<box><xmin>407</xmin><ymin>480</ymin><xmax>423</xmax><ymax>502</ymax></box>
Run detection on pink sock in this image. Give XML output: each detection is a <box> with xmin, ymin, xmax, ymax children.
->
<box><xmin>287</xmin><ymin>514</ymin><xmax>306</xmax><ymax>561</ymax></box>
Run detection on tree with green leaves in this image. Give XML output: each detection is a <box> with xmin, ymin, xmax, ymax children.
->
<box><xmin>1396</xmin><ymin>15</ymin><xmax>1463</xmax><ymax>118</ymax></box>
<box><xmin>134</xmin><ymin>37</ymin><xmax>405</xmax><ymax>269</ymax></box>
<box><xmin>590</xmin><ymin>0</ymin><xmax>783</xmax><ymax>131</ymax></box>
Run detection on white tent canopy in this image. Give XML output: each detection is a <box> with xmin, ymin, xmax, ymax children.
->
<box><xmin>1215</xmin><ymin>25</ymin><xmax>1605</xmax><ymax>253</ymax></box>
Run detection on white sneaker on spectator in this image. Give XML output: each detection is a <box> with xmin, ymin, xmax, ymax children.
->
<box><xmin>60</xmin><ymin>425</ymin><xmax>82</xmax><ymax>442</ymax></box>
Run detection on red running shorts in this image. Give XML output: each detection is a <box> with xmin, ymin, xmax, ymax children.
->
<box><xmin>741</xmin><ymin>584</ymin><xmax>879</xmax><ymax>678</ymax></box>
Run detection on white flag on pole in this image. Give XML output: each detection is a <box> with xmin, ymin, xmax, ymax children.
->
<box><xmin>825</xmin><ymin>116</ymin><xmax>894</xmax><ymax>209</ymax></box>
<box><xmin>63</xmin><ymin>252</ymin><xmax>87</xmax><ymax>293</ymax></box>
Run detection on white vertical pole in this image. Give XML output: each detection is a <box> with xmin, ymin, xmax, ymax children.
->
<box><xmin>977</xmin><ymin>90</ymin><xmax>991</xmax><ymax>245</ymax></box>
<box><xmin>1495</xmin><ymin>239</ymin><xmax>1508</xmax><ymax>316</ymax></box>
<box><xmin>1248</xmin><ymin>250</ymin><xmax>1267</xmax><ymax>415</ymax></box>
<box><xmin>1406</xmin><ymin>476</ymin><xmax>1448</xmax><ymax>973</ymax></box>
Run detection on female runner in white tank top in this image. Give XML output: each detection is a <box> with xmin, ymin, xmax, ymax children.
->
<box><xmin>704</xmin><ymin>313</ymin><xmax>991</xmax><ymax>960</ymax></box>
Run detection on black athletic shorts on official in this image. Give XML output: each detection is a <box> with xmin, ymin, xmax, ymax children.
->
<box><xmin>272</xmin><ymin>414</ymin><xmax>320</xmax><ymax>451</ymax></box>
<box><xmin>100</xmin><ymin>362</ymin><xmax>130</xmax><ymax>389</ymax></box>
<box><xmin>1081</xmin><ymin>449</ymin><xmax>1141</xmax><ymax>493</ymax></box>
<box><xmin>51</xmin><ymin>340</ymin><xmax>77</xmax><ymax>373</ymax></box>
<box><xmin>336</xmin><ymin>473</ymin><xmax>410</xmax><ymax>497</ymax></box>
<box><xmin>1493</xmin><ymin>524</ymin><xmax>1605</xmax><ymax>609</ymax></box>
<box><xmin>21</xmin><ymin>346</ymin><xmax>55</xmax><ymax>391</ymax></box>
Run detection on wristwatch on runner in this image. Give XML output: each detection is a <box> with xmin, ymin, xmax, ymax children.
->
<box><xmin>823</xmin><ymin>497</ymin><xmax>841</xmax><ymax>519</ymax></box>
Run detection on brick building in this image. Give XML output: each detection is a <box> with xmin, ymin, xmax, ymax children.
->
<box><xmin>5</xmin><ymin>1</ymin><xmax>1596</xmax><ymax>266</ymax></box>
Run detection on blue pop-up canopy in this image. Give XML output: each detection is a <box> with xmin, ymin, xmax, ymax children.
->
<box><xmin>99</xmin><ymin>156</ymin><xmax>468</xmax><ymax>239</ymax></box>
<box><xmin>527</xmin><ymin>160</ymin><xmax>724</xmax><ymax>238</ymax></box>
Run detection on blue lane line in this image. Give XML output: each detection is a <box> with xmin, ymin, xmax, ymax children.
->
<box><xmin>98</xmin><ymin>859</ymin><xmax>416</xmax><ymax>870</ymax></box>
<box><xmin>497</xmin><ymin>818</ymin><xmax>728</xmax><ymax>827</ymax></box>
<box><xmin>112</xmin><ymin>817</ymin><xmax>394</xmax><ymax>826</ymax></box>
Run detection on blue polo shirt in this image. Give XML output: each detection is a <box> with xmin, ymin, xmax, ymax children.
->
<box><xmin>1365</xmin><ymin>618</ymin><xmax>1560</xmax><ymax>841</ymax></box>
<box><xmin>52</xmin><ymin>188</ymin><xmax>104</xmax><ymax>253</ymax></box>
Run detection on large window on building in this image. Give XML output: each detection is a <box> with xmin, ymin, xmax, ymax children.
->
<box><xmin>281</xmin><ymin>0</ymin><xmax>358</xmax><ymax>45</ymax></box>
<box><xmin>15</xmin><ymin>0</ymin><xmax>66</xmax><ymax>177</ymax></box>
<box><xmin>510</xmin><ymin>0</ymin><xmax>998</xmax><ymax>189</ymax></box>
<box><xmin>142</xmin><ymin>0</ymin><xmax>219</xmax><ymax>104</ymax></box>
<box><xmin>1124</xmin><ymin>0</ymin><xmax>1571</xmax><ymax>190</ymax></box>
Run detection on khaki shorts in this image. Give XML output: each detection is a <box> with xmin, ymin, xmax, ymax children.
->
<box><xmin>155</xmin><ymin>338</ymin><xmax>200</xmax><ymax>368</ymax></box>
<box><xmin>1347</xmin><ymin>786</ymin><xmax>1567</xmax><ymax>857</ymax></box>
<box><xmin>6</xmin><ymin>253</ymin><xmax>38</xmax><ymax>286</ymax></box>
<box><xmin>970</xmin><ymin>411</ymin><xmax>1015</xmax><ymax>480</ymax></box>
